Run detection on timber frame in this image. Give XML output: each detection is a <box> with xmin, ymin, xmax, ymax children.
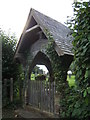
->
<box><xmin>14</xmin><ymin>8</ymin><xmax>73</xmax><ymax>106</ymax></box>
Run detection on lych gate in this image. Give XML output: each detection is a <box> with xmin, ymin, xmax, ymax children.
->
<box><xmin>27</xmin><ymin>51</ymin><xmax>55</xmax><ymax>113</ymax></box>
<box><xmin>14</xmin><ymin>8</ymin><xmax>73</xmax><ymax>114</ymax></box>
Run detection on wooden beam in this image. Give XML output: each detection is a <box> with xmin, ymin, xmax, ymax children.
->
<box><xmin>54</xmin><ymin>43</ymin><xmax>64</xmax><ymax>56</ymax></box>
<box><xmin>25</xmin><ymin>25</ymin><xmax>40</xmax><ymax>33</ymax></box>
<box><xmin>10</xmin><ymin>78</ymin><xmax>13</xmax><ymax>102</ymax></box>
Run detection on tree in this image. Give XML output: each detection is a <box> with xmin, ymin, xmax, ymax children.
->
<box><xmin>0</xmin><ymin>29</ymin><xmax>23</xmax><ymax>106</ymax></box>
<box><xmin>0</xmin><ymin>29</ymin><xmax>19</xmax><ymax>80</ymax></box>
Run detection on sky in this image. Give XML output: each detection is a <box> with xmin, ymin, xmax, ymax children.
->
<box><xmin>0</xmin><ymin>0</ymin><xmax>74</xmax><ymax>72</ymax></box>
<box><xmin>0</xmin><ymin>0</ymin><xmax>74</xmax><ymax>39</ymax></box>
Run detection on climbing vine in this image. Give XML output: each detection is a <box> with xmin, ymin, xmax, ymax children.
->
<box><xmin>45</xmin><ymin>29</ymin><xmax>73</xmax><ymax>117</ymax></box>
<box><xmin>66</xmin><ymin>1</ymin><xmax>90</xmax><ymax>119</ymax></box>
<box><xmin>45</xmin><ymin>1</ymin><xmax>90</xmax><ymax>119</ymax></box>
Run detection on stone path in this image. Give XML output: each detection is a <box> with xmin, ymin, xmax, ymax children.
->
<box><xmin>15</xmin><ymin>106</ymin><xmax>59</xmax><ymax>118</ymax></box>
<box><xmin>15</xmin><ymin>109</ymin><xmax>47</xmax><ymax>118</ymax></box>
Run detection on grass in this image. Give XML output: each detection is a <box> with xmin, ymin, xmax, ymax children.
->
<box><xmin>31</xmin><ymin>74</ymin><xmax>35</xmax><ymax>80</ymax></box>
<box><xmin>67</xmin><ymin>75</ymin><xmax>76</xmax><ymax>87</ymax></box>
<box><xmin>31</xmin><ymin>73</ymin><xmax>76</xmax><ymax>87</ymax></box>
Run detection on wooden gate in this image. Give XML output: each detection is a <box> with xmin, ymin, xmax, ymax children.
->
<box><xmin>29</xmin><ymin>80</ymin><xmax>55</xmax><ymax>113</ymax></box>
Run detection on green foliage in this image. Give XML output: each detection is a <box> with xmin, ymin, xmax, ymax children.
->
<box><xmin>45</xmin><ymin>29</ymin><xmax>72</xmax><ymax>117</ymax></box>
<box><xmin>66</xmin><ymin>1</ymin><xmax>90</xmax><ymax>119</ymax></box>
<box><xmin>33</xmin><ymin>66</ymin><xmax>43</xmax><ymax>74</ymax></box>
<box><xmin>0</xmin><ymin>30</ymin><xmax>19</xmax><ymax>80</ymax></box>
<box><xmin>0</xmin><ymin>29</ymin><xmax>23</xmax><ymax>106</ymax></box>
<box><xmin>35</xmin><ymin>74</ymin><xmax>46</xmax><ymax>81</ymax></box>
<box><xmin>31</xmin><ymin>73</ymin><xmax>35</xmax><ymax>80</ymax></box>
<box><xmin>45</xmin><ymin>1</ymin><xmax>90</xmax><ymax>119</ymax></box>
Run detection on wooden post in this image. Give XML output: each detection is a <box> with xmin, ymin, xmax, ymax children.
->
<box><xmin>4</xmin><ymin>79</ymin><xmax>7</xmax><ymax>105</ymax></box>
<box><xmin>46</xmin><ymin>81</ymin><xmax>48</xmax><ymax>112</ymax></box>
<box><xmin>22</xmin><ymin>68</ymin><xmax>26</xmax><ymax>107</ymax></box>
<box><xmin>19</xmin><ymin>79</ymin><xmax>22</xmax><ymax>102</ymax></box>
<box><xmin>52</xmin><ymin>81</ymin><xmax>55</xmax><ymax>114</ymax></box>
<box><xmin>10</xmin><ymin>78</ymin><xmax>13</xmax><ymax>102</ymax></box>
<box><xmin>22</xmin><ymin>66</ymin><xmax>28</xmax><ymax>107</ymax></box>
<box><xmin>49</xmin><ymin>81</ymin><xmax>51</xmax><ymax>112</ymax></box>
<box><xmin>28</xmin><ymin>78</ymin><xmax>31</xmax><ymax>105</ymax></box>
<box><xmin>36</xmin><ymin>81</ymin><xmax>38</xmax><ymax>107</ymax></box>
<box><xmin>31</xmin><ymin>81</ymin><xmax>32</xmax><ymax>104</ymax></box>
<box><xmin>41</xmin><ymin>81</ymin><xmax>43</xmax><ymax>111</ymax></box>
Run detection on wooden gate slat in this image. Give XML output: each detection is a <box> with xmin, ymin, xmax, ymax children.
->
<box><xmin>29</xmin><ymin>80</ymin><xmax>55</xmax><ymax>114</ymax></box>
<box><xmin>36</xmin><ymin>81</ymin><xmax>38</xmax><ymax>107</ymax></box>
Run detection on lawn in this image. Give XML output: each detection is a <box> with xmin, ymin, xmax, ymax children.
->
<box><xmin>31</xmin><ymin>73</ymin><xmax>76</xmax><ymax>87</ymax></box>
<box><xmin>67</xmin><ymin>75</ymin><xmax>75</xmax><ymax>87</ymax></box>
<box><xmin>31</xmin><ymin>73</ymin><xmax>35</xmax><ymax>80</ymax></box>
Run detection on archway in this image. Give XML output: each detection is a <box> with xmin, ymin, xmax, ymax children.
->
<box><xmin>14</xmin><ymin>8</ymin><xmax>74</xmax><ymax>116</ymax></box>
<box><xmin>28</xmin><ymin>51</ymin><xmax>54</xmax><ymax>82</ymax></box>
<box><xmin>27</xmin><ymin>51</ymin><xmax>55</xmax><ymax>113</ymax></box>
<box><xmin>30</xmin><ymin>65</ymin><xmax>48</xmax><ymax>81</ymax></box>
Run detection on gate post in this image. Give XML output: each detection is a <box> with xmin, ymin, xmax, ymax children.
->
<box><xmin>22</xmin><ymin>67</ymin><xmax>26</xmax><ymax>107</ymax></box>
<box><xmin>23</xmin><ymin>66</ymin><xmax>28</xmax><ymax>106</ymax></box>
<box><xmin>53</xmin><ymin>81</ymin><xmax>55</xmax><ymax>114</ymax></box>
<box><xmin>10</xmin><ymin>78</ymin><xmax>13</xmax><ymax>102</ymax></box>
<box><xmin>4</xmin><ymin>79</ymin><xmax>7</xmax><ymax>105</ymax></box>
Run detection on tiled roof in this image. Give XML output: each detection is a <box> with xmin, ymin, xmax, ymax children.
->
<box><xmin>32</xmin><ymin>9</ymin><xmax>73</xmax><ymax>55</ymax></box>
<box><xmin>15</xmin><ymin>8</ymin><xmax>74</xmax><ymax>57</ymax></box>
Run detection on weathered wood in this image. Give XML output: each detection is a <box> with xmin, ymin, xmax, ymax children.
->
<box><xmin>42</xmin><ymin>81</ymin><xmax>45</xmax><ymax>110</ymax></box>
<box><xmin>19</xmin><ymin>79</ymin><xmax>22</xmax><ymax>102</ymax></box>
<box><xmin>25</xmin><ymin>25</ymin><xmax>40</xmax><ymax>33</ymax></box>
<box><xmin>29</xmin><ymin>80</ymin><xmax>55</xmax><ymax>113</ymax></box>
<box><xmin>10</xmin><ymin>78</ymin><xmax>13</xmax><ymax>102</ymax></box>
<box><xmin>46</xmin><ymin>81</ymin><xmax>48</xmax><ymax>111</ymax></box>
<box><xmin>30</xmin><ymin>80</ymin><xmax>32</xmax><ymax>104</ymax></box>
<box><xmin>40</xmin><ymin>81</ymin><xmax>42</xmax><ymax>110</ymax></box>
<box><xmin>4</xmin><ymin>79</ymin><xmax>7</xmax><ymax>105</ymax></box>
<box><xmin>49</xmin><ymin>82</ymin><xmax>51</xmax><ymax>112</ymax></box>
<box><xmin>53</xmin><ymin>81</ymin><xmax>55</xmax><ymax>114</ymax></box>
<box><xmin>22</xmin><ymin>69</ymin><xmax>27</xmax><ymax>106</ymax></box>
<box><xmin>32</xmin><ymin>81</ymin><xmax>34</xmax><ymax>105</ymax></box>
<box><xmin>36</xmin><ymin>81</ymin><xmax>38</xmax><ymax>107</ymax></box>
<box><xmin>51</xmin><ymin>82</ymin><xmax>55</xmax><ymax>113</ymax></box>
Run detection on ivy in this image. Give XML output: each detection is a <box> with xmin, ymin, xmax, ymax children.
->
<box><xmin>45</xmin><ymin>29</ymin><xmax>73</xmax><ymax>117</ymax></box>
<box><xmin>44</xmin><ymin>1</ymin><xmax>90</xmax><ymax>119</ymax></box>
<box><xmin>66</xmin><ymin>1</ymin><xmax>90</xmax><ymax>119</ymax></box>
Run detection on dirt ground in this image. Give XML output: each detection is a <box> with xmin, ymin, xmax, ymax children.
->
<box><xmin>2</xmin><ymin>93</ymin><xmax>60</xmax><ymax>118</ymax></box>
<box><xmin>2</xmin><ymin>105</ymin><xmax>59</xmax><ymax>118</ymax></box>
<box><xmin>2</xmin><ymin>107</ymin><xmax>22</xmax><ymax>118</ymax></box>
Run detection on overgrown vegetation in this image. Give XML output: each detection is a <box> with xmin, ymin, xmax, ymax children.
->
<box><xmin>45</xmin><ymin>29</ymin><xmax>73</xmax><ymax>118</ymax></box>
<box><xmin>0</xmin><ymin>29</ymin><xmax>23</xmax><ymax>107</ymax></box>
<box><xmin>1</xmin><ymin>30</ymin><xmax>18</xmax><ymax>80</ymax></box>
<box><xmin>45</xmin><ymin>1</ymin><xmax>90</xmax><ymax>119</ymax></box>
<box><xmin>67</xmin><ymin>1</ymin><xmax>90</xmax><ymax>119</ymax></box>
<box><xmin>1</xmin><ymin>1</ymin><xmax>90</xmax><ymax>119</ymax></box>
<box><xmin>35</xmin><ymin>74</ymin><xmax>46</xmax><ymax>81</ymax></box>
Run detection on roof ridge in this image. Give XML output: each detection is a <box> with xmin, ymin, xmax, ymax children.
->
<box><xmin>31</xmin><ymin>8</ymin><xmax>68</xmax><ymax>29</ymax></box>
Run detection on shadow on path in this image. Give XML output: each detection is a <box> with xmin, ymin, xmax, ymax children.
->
<box><xmin>15</xmin><ymin>105</ymin><xmax>59</xmax><ymax>118</ymax></box>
